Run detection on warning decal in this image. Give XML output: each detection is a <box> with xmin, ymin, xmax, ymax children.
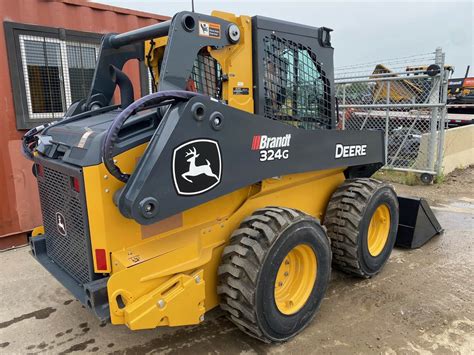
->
<box><xmin>199</xmin><ymin>21</ymin><xmax>221</xmax><ymax>39</ymax></box>
<box><xmin>233</xmin><ymin>87</ymin><xmax>250</xmax><ymax>95</ymax></box>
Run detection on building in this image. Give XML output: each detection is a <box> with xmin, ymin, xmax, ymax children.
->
<box><xmin>0</xmin><ymin>0</ymin><xmax>168</xmax><ymax>249</ymax></box>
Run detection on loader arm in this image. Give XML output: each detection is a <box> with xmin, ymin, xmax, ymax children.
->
<box><xmin>116</xmin><ymin>95</ymin><xmax>385</xmax><ymax>225</ymax></box>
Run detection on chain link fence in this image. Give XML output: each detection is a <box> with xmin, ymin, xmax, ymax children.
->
<box><xmin>335</xmin><ymin>48</ymin><xmax>450</xmax><ymax>180</ymax></box>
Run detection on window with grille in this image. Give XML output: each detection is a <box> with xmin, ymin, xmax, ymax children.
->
<box><xmin>146</xmin><ymin>48</ymin><xmax>222</xmax><ymax>100</ymax></box>
<box><xmin>263</xmin><ymin>35</ymin><xmax>332</xmax><ymax>129</ymax></box>
<box><xmin>189</xmin><ymin>49</ymin><xmax>222</xmax><ymax>99</ymax></box>
<box><xmin>19</xmin><ymin>35</ymin><xmax>99</xmax><ymax>120</ymax></box>
<box><xmin>4</xmin><ymin>22</ymin><xmax>104</xmax><ymax>129</ymax></box>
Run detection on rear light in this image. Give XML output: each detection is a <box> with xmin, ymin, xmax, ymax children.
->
<box><xmin>36</xmin><ymin>164</ymin><xmax>44</xmax><ymax>177</ymax></box>
<box><xmin>71</xmin><ymin>176</ymin><xmax>80</xmax><ymax>192</ymax></box>
<box><xmin>95</xmin><ymin>249</ymin><xmax>108</xmax><ymax>271</ymax></box>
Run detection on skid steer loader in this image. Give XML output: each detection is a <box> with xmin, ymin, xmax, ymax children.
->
<box><xmin>24</xmin><ymin>11</ymin><xmax>442</xmax><ymax>343</ymax></box>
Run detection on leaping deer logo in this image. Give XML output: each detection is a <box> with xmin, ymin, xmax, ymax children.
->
<box><xmin>182</xmin><ymin>146</ymin><xmax>219</xmax><ymax>183</ymax></box>
<box><xmin>56</xmin><ymin>212</ymin><xmax>67</xmax><ymax>236</ymax></box>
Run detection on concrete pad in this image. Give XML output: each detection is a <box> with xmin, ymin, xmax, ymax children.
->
<box><xmin>0</xmin><ymin>200</ymin><xmax>473</xmax><ymax>354</ymax></box>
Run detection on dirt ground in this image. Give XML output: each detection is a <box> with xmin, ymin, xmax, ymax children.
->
<box><xmin>389</xmin><ymin>166</ymin><xmax>474</xmax><ymax>204</ymax></box>
<box><xmin>0</xmin><ymin>167</ymin><xmax>473</xmax><ymax>354</ymax></box>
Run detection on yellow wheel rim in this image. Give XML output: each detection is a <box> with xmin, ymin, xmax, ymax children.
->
<box><xmin>367</xmin><ymin>204</ymin><xmax>391</xmax><ymax>256</ymax></box>
<box><xmin>274</xmin><ymin>244</ymin><xmax>317</xmax><ymax>315</ymax></box>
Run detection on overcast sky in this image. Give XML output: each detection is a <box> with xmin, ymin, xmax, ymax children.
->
<box><xmin>95</xmin><ymin>0</ymin><xmax>472</xmax><ymax>77</ymax></box>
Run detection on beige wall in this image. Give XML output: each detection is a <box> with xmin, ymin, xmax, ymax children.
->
<box><xmin>413</xmin><ymin>125</ymin><xmax>473</xmax><ymax>175</ymax></box>
<box><xmin>441</xmin><ymin>125</ymin><xmax>474</xmax><ymax>175</ymax></box>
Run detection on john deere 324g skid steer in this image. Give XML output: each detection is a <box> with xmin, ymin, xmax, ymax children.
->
<box><xmin>24</xmin><ymin>10</ymin><xmax>441</xmax><ymax>343</ymax></box>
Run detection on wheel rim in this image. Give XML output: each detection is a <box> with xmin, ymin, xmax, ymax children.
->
<box><xmin>367</xmin><ymin>204</ymin><xmax>391</xmax><ymax>256</ymax></box>
<box><xmin>274</xmin><ymin>244</ymin><xmax>317</xmax><ymax>315</ymax></box>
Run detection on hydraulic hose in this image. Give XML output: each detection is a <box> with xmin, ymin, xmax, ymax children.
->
<box><xmin>101</xmin><ymin>90</ymin><xmax>202</xmax><ymax>183</ymax></box>
<box><xmin>110</xmin><ymin>65</ymin><xmax>134</xmax><ymax>109</ymax></box>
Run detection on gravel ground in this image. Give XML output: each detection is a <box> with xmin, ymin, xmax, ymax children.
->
<box><xmin>0</xmin><ymin>168</ymin><xmax>473</xmax><ymax>354</ymax></box>
<box><xmin>391</xmin><ymin>166</ymin><xmax>474</xmax><ymax>204</ymax></box>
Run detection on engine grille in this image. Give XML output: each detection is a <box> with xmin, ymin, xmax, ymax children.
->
<box><xmin>37</xmin><ymin>165</ymin><xmax>93</xmax><ymax>285</ymax></box>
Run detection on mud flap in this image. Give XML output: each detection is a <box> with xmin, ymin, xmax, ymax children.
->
<box><xmin>395</xmin><ymin>197</ymin><xmax>443</xmax><ymax>248</ymax></box>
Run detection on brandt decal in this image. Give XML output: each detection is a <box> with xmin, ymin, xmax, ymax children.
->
<box><xmin>172</xmin><ymin>139</ymin><xmax>222</xmax><ymax>196</ymax></box>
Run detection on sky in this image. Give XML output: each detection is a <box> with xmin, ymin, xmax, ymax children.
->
<box><xmin>94</xmin><ymin>0</ymin><xmax>473</xmax><ymax>77</ymax></box>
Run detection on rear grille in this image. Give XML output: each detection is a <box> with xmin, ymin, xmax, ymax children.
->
<box><xmin>37</xmin><ymin>165</ymin><xmax>93</xmax><ymax>285</ymax></box>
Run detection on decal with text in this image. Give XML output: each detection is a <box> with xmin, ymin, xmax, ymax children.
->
<box><xmin>252</xmin><ymin>134</ymin><xmax>291</xmax><ymax>162</ymax></box>
<box><xmin>198</xmin><ymin>21</ymin><xmax>221</xmax><ymax>38</ymax></box>
<box><xmin>335</xmin><ymin>143</ymin><xmax>367</xmax><ymax>159</ymax></box>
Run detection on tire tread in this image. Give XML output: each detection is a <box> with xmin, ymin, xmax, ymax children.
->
<box><xmin>324</xmin><ymin>178</ymin><xmax>394</xmax><ymax>277</ymax></box>
<box><xmin>218</xmin><ymin>207</ymin><xmax>317</xmax><ymax>342</ymax></box>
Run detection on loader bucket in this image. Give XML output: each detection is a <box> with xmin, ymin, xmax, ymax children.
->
<box><xmin>395</xmin><ymin>197</ymin><xmax>443</xmax><ymax>249</ymax></box>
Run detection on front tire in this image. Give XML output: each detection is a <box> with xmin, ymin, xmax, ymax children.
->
<box><xmin>218</xmin><ymin>207</ymin><xmax>331</xmax><ymax>343</ymax></box>
<box><xmin>324</xmin><ymin>178</ymin><xmax>399</xmax><ymax>278</ymax></box>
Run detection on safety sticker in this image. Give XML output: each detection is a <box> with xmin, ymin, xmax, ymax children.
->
<box><xmin>77</xmin><ymin>128</ymin><xmax>93</xmax><ymax>148</ymax></box>
<box><xmin>233</xmin><ymin>87</ymin><xmax>250</xmax><ymax>95</ymax></box>
<box><xmin>199</xmin><ymin>21</ymin><xmax>221</xmax><ymax>39</ymax></box>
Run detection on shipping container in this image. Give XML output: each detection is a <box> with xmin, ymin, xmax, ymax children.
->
<box><xmin>0</xmin><ymin>0</ymin><xmax>168</xmax><ymax>249</ymax></box>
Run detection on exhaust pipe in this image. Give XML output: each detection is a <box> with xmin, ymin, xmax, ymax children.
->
<box><xmin>110</xmin><ymin>65</ymin><xmax>134</xmax><ymax>109</ymax></box>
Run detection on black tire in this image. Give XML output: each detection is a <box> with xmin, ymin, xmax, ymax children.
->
<box><xmin>420</xmin><ymin>173</ymin><xmax>434</xmax><ymax>185</ymax></box>
<box><xmin>324</xmin><ymin>178</ymin><xmax>399</xmax><ymax>278</ymax></box>
<box><xmin>217</xmin><ymin>207</ymin><xmax>331</xmax><ymax>343</ymax></box>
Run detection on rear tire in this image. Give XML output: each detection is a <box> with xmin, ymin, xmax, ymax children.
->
<box><xmin>324</xmin><ymin>178</ymin><xmax>399</xmax><ymax>278</ymax></box>
<box><xmin>218</xmin><ymin>207</ymin><xmax>331</xmax><ymax>343</ymax></box>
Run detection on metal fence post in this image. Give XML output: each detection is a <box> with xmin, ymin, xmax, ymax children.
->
<box><xmin>341</xmin><ymin>84</ymin><xmax>346</xmax><ymax>129</ymax></box>
<box><xmin>427</xmin><ymin>47</ymin><xmax>443</xmax><ymax>172</ymax></box>
<box><xmin>436</xmin><ymin>50</ymin><xmax>448</xmax><ymax>175</ymax></box>
<box><xmin>385</xmin><ymin>81</ymin><xmax>390</xmax><ymax>165</ymax></box>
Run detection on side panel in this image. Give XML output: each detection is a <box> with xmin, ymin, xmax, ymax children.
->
<box><xmin>83</xmin><ymin>144</ymin><xmax>148</xmax><ymax>274</ymax></box>
<box><xmin>83</xmin><ymin>144</ymin><xmax>252</xmax><ymax>274</ymax></box>
<box><xmin>107</xmin><ymin>168</ymin><xmax>346</xmax><ymax>328</ymax></box>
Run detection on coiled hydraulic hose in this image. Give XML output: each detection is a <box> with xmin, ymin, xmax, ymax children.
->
<box><xmin>101</xmin><ymin>90</ymin><xmax>202</xmax><ymax>183</ymax></box>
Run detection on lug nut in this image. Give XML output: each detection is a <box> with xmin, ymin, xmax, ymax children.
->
<box><xmin>195</xmin><ymin>275</ymin><xmax>201</xmax><ymax>284</ymax></box>
<box><xmin>157</xmin><ymin>299</ymin><xmax>166</xmax><ymax>309</ymax></box>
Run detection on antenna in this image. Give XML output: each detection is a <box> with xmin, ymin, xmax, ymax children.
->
<box><xmin>191</xmin><ymin>0</ymin><xmax>195</xmax><ymax>12</ymax></box>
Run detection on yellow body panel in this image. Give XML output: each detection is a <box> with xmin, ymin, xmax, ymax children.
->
<box><xmin>144</xmin><ymin>36</ymin><xmax>168</xmax><ymax>87</ymax></box>
<box><xmin>210</xmin><ymin>11</ymin><xmax>254</xmax><ymax>113</ymax></box>
<box><xmin>84</xmin><ymin>152</ymin><xmax>345</xmax><ymax>329</ymax></box>
<box><xmin>32</xmin><ymin>226</ymin><xmax>45</xmax><ymax>237</ymax></box>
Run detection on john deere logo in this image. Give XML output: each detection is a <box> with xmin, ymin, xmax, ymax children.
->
<box><xmin>172</xmin><ymin>139</ymin><xmax>222</xmax><ymax>196</ymax></box>
<box><xmin>55</xmin><ymin>212</ymin><xmax>67</xmax><ymax>236</ymax></box>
